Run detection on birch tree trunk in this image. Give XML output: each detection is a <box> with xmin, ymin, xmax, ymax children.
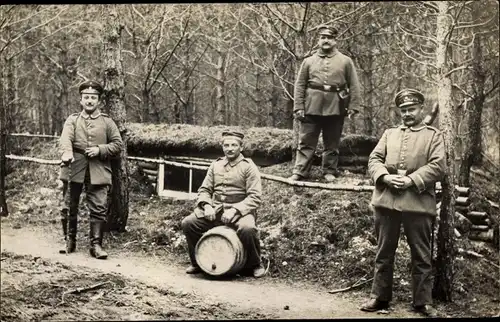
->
<box><xmin>103</xmin><ymin>5</ymin><xmax>129</xmax><ymax>232</ymax></box>
<box><xmin>214</xmin><ymin>52</ymin><xmax>226</xmax><ymax>125</ymax></box>
<box><xmin>0</xmin><ymin>55</ymin><xmax>8</xmax><ymax>217</ymax></box>
<box><xmin>432</xmin><ymin>0</ymin><xmax>456</xmax><ymax>302</ymax></box>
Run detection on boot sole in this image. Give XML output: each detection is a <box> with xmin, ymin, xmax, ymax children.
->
<box><xmin>59</xmin><ymin>249</ymin><xmax>76</xmax><ymax>254</ymax></box>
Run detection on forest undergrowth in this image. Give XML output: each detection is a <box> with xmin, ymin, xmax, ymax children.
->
<box><xmin>3</xmin><ymin>139</ymin><xmax>499</xmax><ymax>317</ymax></box>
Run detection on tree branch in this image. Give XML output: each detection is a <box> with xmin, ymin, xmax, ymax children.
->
<box><xmin>0</xmin><ymin>6</ymin><xmax>67</xmax><ymax>56</ymax></box>
<box><xmin>264</xmin><ymin>3</ymin><xmax>298</xmax><ymax>32</ymax></box>
<box><xmin>9</xmin><ymin>21</ymin><xmax>79</xmax><ymax>60</ymax></box>
<box><xmin>148</xmin><ymin>17</ymin><xmax>189</xmax><ymax>92</ymax></box>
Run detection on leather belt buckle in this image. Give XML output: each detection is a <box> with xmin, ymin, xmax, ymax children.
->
<box><xmin>323</xmin><ymin>84</ymin><xmax>331</xmax><ymax>91</ymax></box>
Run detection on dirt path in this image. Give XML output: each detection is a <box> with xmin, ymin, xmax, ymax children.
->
<box><xmin>1</xmin><ymin>225</ymin><xmax>418</xmax><ymax>319</ymax></box>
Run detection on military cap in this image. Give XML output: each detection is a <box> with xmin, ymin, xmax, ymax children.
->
<box><xmin>317</xmin><ymin>25</ymin><xmax>338</xmax><ymax>37</ymax></box>
<box><xmin>395</xmin><ymin>89</ymin><xmax>425</xmax><ymax>108</ymax></box>
<box><xmin>79</xmin><ymin>80</ymin><xmax>103</xmax><ymax>96</ymax></box>
<box><xmin>222</xmin><ymin>130</ymin><xmax>245</xmax><ymax>140</ymax></box>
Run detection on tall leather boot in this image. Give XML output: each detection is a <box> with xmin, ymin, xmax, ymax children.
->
<box><xmin>61</xmin><ymin>217</ymin><xmax>68</xmax><ymax>240</ymax></box>
<box><xmin>59</xmin><ymin>218</ymin><xmax>77</xmax><ymax>254</ymax></box>
<box><xmin>89</xmin><ymin>221</ymin><xmax>108</xmax><ymax>259</ymax></box>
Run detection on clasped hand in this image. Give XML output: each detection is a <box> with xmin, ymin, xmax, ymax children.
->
<box><xmin>204</xmin><ymin>204</ymin><xmax>240</xmax><ymax>224</ymax></box>
<box><xmin>383</xmin><ymin>174</ymin><xmax>413</xmax><ymax>190</ymax></box>
<box><xmin>85</xmin><ymin>146</ymin><xmax>100</xmax><ymax>158</ymax></box>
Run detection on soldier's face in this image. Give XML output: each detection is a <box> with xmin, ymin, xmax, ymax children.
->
<box><xmin>318</xmin><ymin>34</ymin><xmax>336</xmax><ymax>50</ymax></box>
<box><xmin>80</xmin><ymin>93</ymin><xmax>100</xmax><ymax>114</ymax></box>
<box><xmin>400</xmin><ymin>104</ymin><xmax>424</xmax><ymax>127</ymax></box>
<box><xmin>222</xmin><ymin>138</ymin><xmax>243</xmax><ymax>161</ymax></box>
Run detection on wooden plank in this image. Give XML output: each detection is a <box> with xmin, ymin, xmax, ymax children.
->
<box><xmin>142</xmin><ymin>168</ymin><xmax>158</xmax><ymax>176</ymax></box>
<box><xmin>157</xmin><ymin>163</ymin><xmax>164</xmax><ymax>195</ymax></box>
<box><xmin>137</xmin><ymin>161</ymin><xmax>158</xmax><ymax>170</ymax></box>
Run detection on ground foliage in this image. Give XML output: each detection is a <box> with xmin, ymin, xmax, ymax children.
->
<box><xmin>0</xmin><ymin>252</ymin><xmax>268</xmax><ymax>321</ymax></box>
<box><xmin>2</xmin><ymin>140</ymin><xmax>499</xmax><ymax>317</ymax></box>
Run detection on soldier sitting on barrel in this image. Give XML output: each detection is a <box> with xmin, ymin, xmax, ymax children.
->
<box><xmin>181</xmin><ymin>130</ymin><xmax>267</xmax><ymax>278</ymax></box>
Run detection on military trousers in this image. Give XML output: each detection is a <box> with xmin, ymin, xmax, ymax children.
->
<box><xmin>293</xmin><ymin>115</ymin><xmax>345</xmax><ymax>177</ymax></box>
<box><xmin>370</xmin><ymin>207</ymin><xmax>433</xmax><ymax>306</ymax></box>
<box><xmin>60</xmin><ymin>179</ymin><xmax>69</xmax><ymax>220</ymax></box>
<box><xmin>181</xmin><ymin>213</ymin><xmax>262</xmax><ymax>270</ymax></box>
<box><xmin>62</xmin><ymin>169</ymin><xmax>110</xmax><ymax>223</ymax></box>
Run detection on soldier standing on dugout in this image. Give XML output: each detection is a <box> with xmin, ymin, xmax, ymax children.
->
<box><xmin>181</xmin><ymin>131</ymin><xmax>267</xmax><ymax>278</ymax></box>
<box><xmin>289</xmin><ymin>24</ymin><xmax>361</xmax><ymax>183</ymax></box>
<box><xmin>360</xmin><ymin>89</ymin><xmax>446</xmax><ymax>318</ymax></box>
<box><xmin>59</xmin><ymin>80</ymin><xmax>123</xmax><ymax>259</ymax></box>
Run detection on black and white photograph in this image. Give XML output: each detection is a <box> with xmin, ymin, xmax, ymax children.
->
<box><xmin>1</xmin><ymin>1</ymin><xmax>499</xmax><ymax>320</ymax></box>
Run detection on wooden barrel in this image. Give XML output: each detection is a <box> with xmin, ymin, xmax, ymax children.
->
<box><xmin>195</xmin><ymin>226</ymin><xmax>247</xmax><ymax>277</ymax></box>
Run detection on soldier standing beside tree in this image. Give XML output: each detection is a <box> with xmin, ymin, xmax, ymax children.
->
<box><xmin>360</xmin><ymin>89</ymin><xmax>446</xmax><ymax>317</ymax></box>
<box><xmin>59</xmin><ymin>80</ymin><xmax>123</xmax><ymax>259</ymax></box>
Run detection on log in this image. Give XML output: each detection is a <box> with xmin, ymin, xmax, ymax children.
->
<box><xmin>469</xmin><ymin>230</ymin><xmax>494</xmax><ymax>242</ymax></box>
<box><xmin>467</xmin><ymin>211</ymin><xmax>488</xmax><ymax>220</ymax></box>
<box><xmin>487</xmin><ymin>199</ymin><xmax>499</xmax><ymax>209</ymax></box>
<box><xmin>456</xmin><ymin>186</ymin><xmax>470</xmax><ymax>196</ymax></box>
<box><xmin>146</xmin><ymin>175</ymin><xmax>157</xmax><ymax>183</ymax></box>
<box><xmin>454</xmin><ymin>228</ymin><xmax>462</xmax><ymax>238</ymax></box>
<box><xmin>435</xmin><ymin>183</ymin><xmax>469</xmax><ymax>196</ymax></box>
<box><xmin>456</xmin><ymin>196</ymin><xmax>469</xmax><ymax>206</ymax></box>
<box><xmin>142</xmin><ymin>168</ymin><xmax>158</xmax><ymax>176</ymax></box>
<box><xmin>137</xmin><ymin>161</ymin><xmax>158</xmax><ymax>170</ymax></box>
<box><xmin>456</xmin><ymin>205</ymin><xmax>469</xmax><ymax>214</ymax></box>
<box><xmin>470</xmin><ymin>225</ymin><xmax>490</xmax><ymax>232</ymax></box>
<box><xmin>466</xmin><ymin>211</ymin><xmax>489</xmax><ymax>225</ymax></box>
<box><xmin>455</xmin><ymin>212</ymin><xmax>472</xmax><ymax>234</ymax></box>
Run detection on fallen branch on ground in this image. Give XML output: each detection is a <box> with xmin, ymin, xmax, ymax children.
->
<box><xmin>327</xmin><ymin>276</ymin><xmax>374</xmax><ymax>294</ymax></box>
<box><xmin>459</xmin><ymin>249</ymin><xmax>500</xmax><ymax>269</ymax></box>
<box><xmin>63</xmin><ymin>281</ymin><xmax>111</xmax><ymax>295</ymax></box>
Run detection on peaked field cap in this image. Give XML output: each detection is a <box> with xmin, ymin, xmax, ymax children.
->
<box><xmin>317</xmin><ymin>25</ymin><xmax>338</xmax><ymax>37</ymax></box>
<box><xmin>79</xmin><ymin>80</ymin><xmax>103</xmax><ymax>95</ymax></box>
<box><xmin>395</xmin><ymin>89</ymin><xmax>425</xmax><ymax>108</ymax></box>
<box><xmin>222</xmin><ymin>130</ymin><xmax>245</xmax><ymax>140</ymax></box>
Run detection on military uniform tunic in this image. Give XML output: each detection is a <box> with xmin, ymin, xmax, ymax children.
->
<box><xmin>60</xmin><ymin>110</ymin><xmax>123</xmax><ymax>185</ymax></box>
<box><xmin>367</xmin><ymin>124</ymin><xmax>446</xmax><ymax>307</ymax></box>
<box><xmin>182</xmin><ymin>154</ymin><xmax>263</xmax><ymax>270</ymax></box>
<box><xmin>292</xmin><ymin>49</ymin><xmax>361</xmax><ymax>177</ymax></box>
<box><xmin>294</xmin><ymin>49</ymin><xmax>361</xmax><ymax>116</ymax></box>
<box><xmin>59</xmin><ymin>110</ymin><xmax>123</xmax><ymax>222</ymax></box>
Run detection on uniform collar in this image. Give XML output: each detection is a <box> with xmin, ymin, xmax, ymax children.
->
<box><xmin>400</xmin><ymin>123</ymin><xmax>427</xmax><ymax>132</ymax></box>
<box><xmin>317</xmin><ymin>48</ymin><xmax>338</xmax><ymax>58</ymax></box>
<box><xmin>80</xmin><ymin>109</ymin><xmax>101</xmax><ymax>119</ymax></box>
<box><xmin>223</xmin><ymin>154</ymin><xmax>245</xmax><ymax>167</ymax></box>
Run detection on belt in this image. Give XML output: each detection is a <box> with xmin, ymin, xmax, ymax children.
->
<box><xmin>213</xmin><ymin>193</ymin><xmax>246</xmax><ymax>203</ymax></box>
<box><xmin>73</xmin><ymin>147</ymin><xmax>86</xmax><ymax>155</ymax></box>
<box><xmin>307</xmin><ymin>82</ymin><xmax>347</xmax><ymax>92</ymax></box>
